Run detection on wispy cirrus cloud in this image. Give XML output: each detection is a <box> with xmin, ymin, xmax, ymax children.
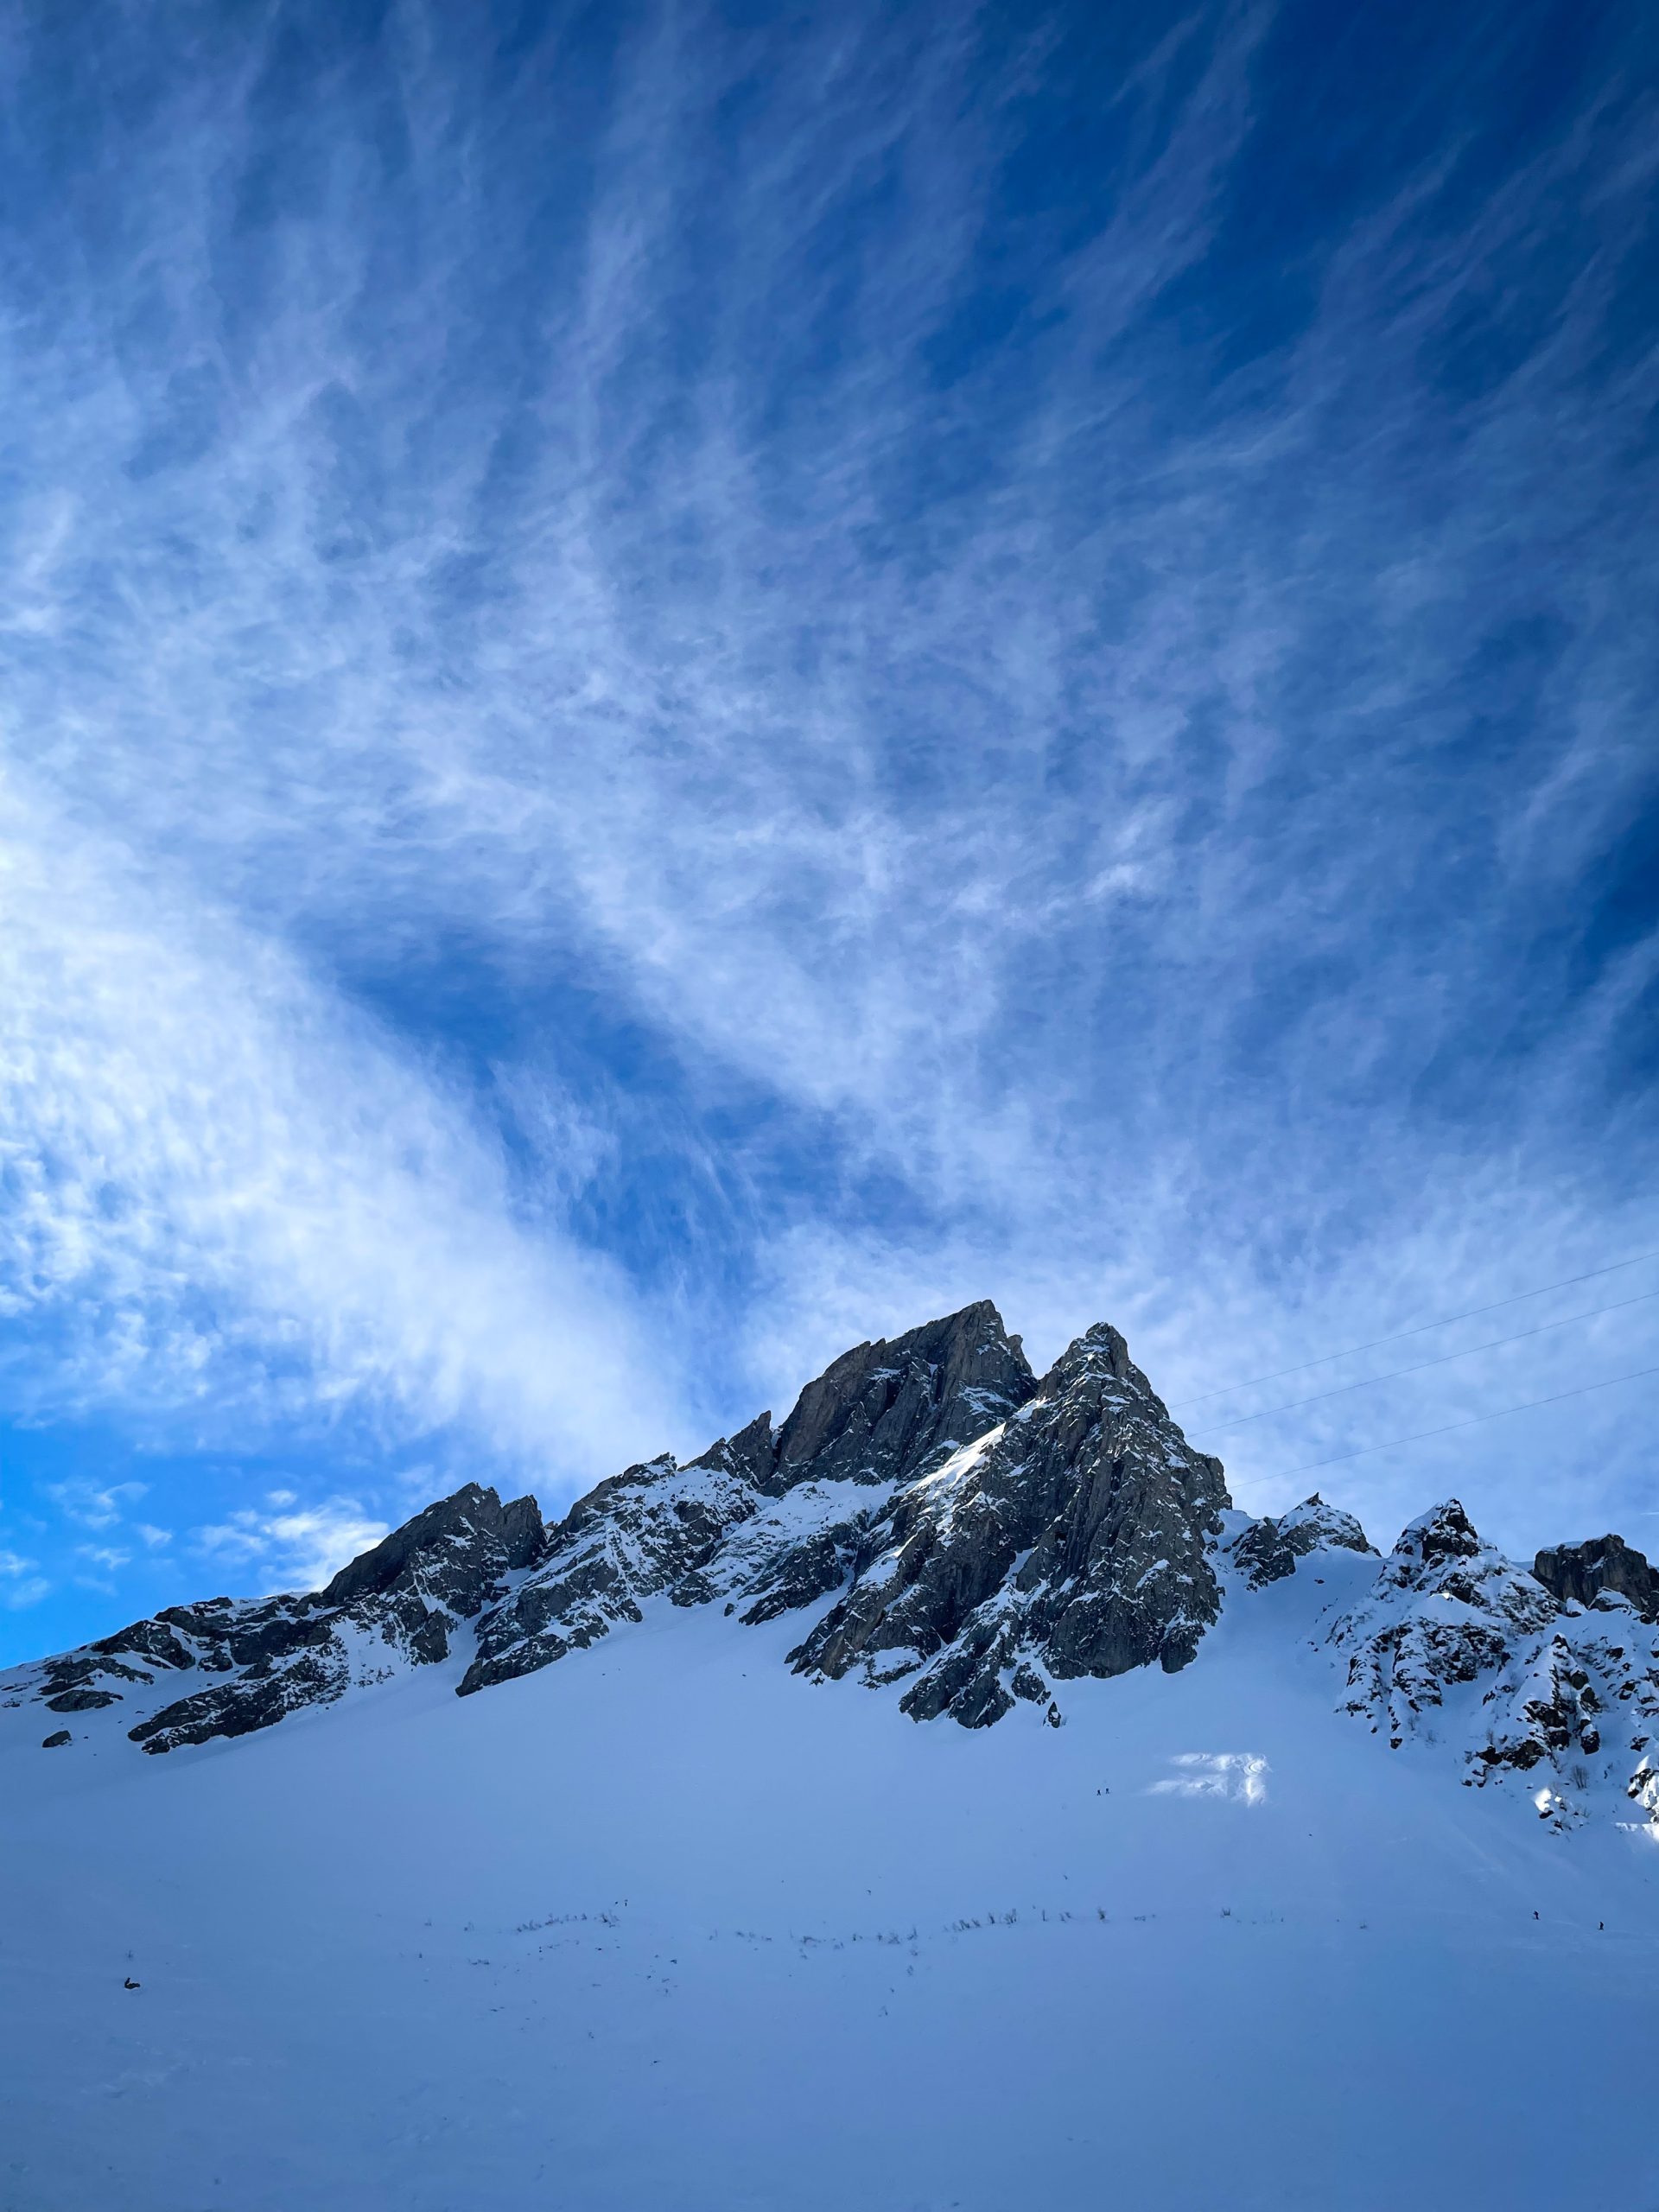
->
<box><xmin>0</xmin><ymin>773</ymin><xmax>685</xmax><ymax>1474</ymax></box>
<box><xmin>40</xmin><ymin>1481</ymin><xmax>149</xmax><ymax>1532</ymax></box>
<box><xmin>0</xmin><ymin>1548</ymin><xmax>49</xmax><ymax>1610</ymax></box>
<box><xmin>73</xmin><ymin>1543</ymin><xmax>132</xmax><ymax>1581</ymax></box>
<box><xmin>0</xmin><ymin>0</ymin><xmax>1655</xmax><ymax>1650</ymax></box>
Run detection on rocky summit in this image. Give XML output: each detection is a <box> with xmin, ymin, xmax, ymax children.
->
<box><xmin>3</xmin><ymin>1301</ymin><xmax>1656</xmax><ymax>1839</ymax></box>
<box><xmin>1227</xmin><ymin>1495</ymin><xmax>1376</xmax><ymax>1588</ymax></box>
<box><xmin>785</xmin><ymin>1323</ymin><xmax>1228</xmax><ymax>1726</ymax></box>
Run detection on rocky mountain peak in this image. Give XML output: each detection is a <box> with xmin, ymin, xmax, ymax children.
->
<box><xmin>785</xmin><ymin>1319</ymin><xmax>1230</xmax><ymax>1727</ymax></box>
<box><xmin>1039</xmin><ymin>1318</ymin><xmax>1138</xmax><ymax>1388</ymax></box>
<box><xmin>1228</xmin><ymin>1494</ymin><xmax>1376</xmax><ymax>1588</ymax></box>
<box><xmin>767</xmin><ymin>1300</ymin><xmax>1037</xmax><ymax>1491</ymax></box>
<box><xmin>18</xmin><ymin>1300</ymin><xmax>1655</xmax><ymax>1840</ymax></box>
<box><xmin>320</xmin><ymin>1483</ymin><xmax>545</xmax><ymax>1608</ymax></box>
<box><xmin>10</xmin><ymin>1305</ymin><xmax>1220</xmax><ymax>1750</ymax></box>
<box><xmin>2</xmin><ymin>1480</ymin><xmax>548</xmax><ymax>1755</ymax></box>
<box><xmin>1389</xmin><ymin>1498</ymin><xmax>1484</xmax><ymax>1571</ymax></box>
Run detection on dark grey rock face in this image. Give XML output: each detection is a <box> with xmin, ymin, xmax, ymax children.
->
<box><xmin>785</xmin><ymin>1323</ymin><xmax>1230</xmax><ymax>1727</ymax></box>
<box><xmin>1533</xmin><ymin>1535</ymin><xmax>1659</xmax><ymax>1622</ymax></box>
<box><xmin>41</xmin><ymin>1729</ymin><xmax>72</xmax><ymax>1748</ymax></box>
<box><xmin>460</xmin><ymin>1303</ymin><xmax>1038</xmax><ymax>1694</ymax></box>
<box><xmin>765</xmin><ymin>1302</ymin><xmax>1036</xmax><ymax>1491</ymax></box>
<box><xmin>22</xmin><ymin>1307</ymin><xmax>1213</xmax><ymax>1743</ymax></box>
<box><xmin>1330</xmin><ymin>1503</ymin><xmax>1549</xmax><ymax>1738</ymax></box>
<box><xmin>731</xmin><ymin>1522</ymin><xmax>865</xmax><ymax>1625</ymax></box>
<box><xmin>321</xmin><ymin>1486</ymin><xmax>546</xmax><ymax>1609</ymax></box>
<box><xmin>1229</xmin><ymin>1496</ymin><xmax>1376</xmax><ymax>1588</ymax></box>
<box><xmin>130</xmin><ymin>1655</ymin><xmax>348</xmax><ymax>1754</ymax></box>
<box><xmin>457</xmin><ymin>1444</ymin><xmax>760</xmax><ymax>1695</ymax></box>
<box><xmin>130</xmin><ymin>1482</ymin><xmax>545</xmax><ymax>1752</ymax></box>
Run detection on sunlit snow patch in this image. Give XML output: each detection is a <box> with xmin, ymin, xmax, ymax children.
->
<box><xmin>1619</xmin><ymin>1764</ymin><xmax>1659</xmax><ymax>1841</ymax></box>
<box><xmin>1149</xmin><ymin>1752</ymin><xmax>1268</xmax><ymax>1805</ymax></box>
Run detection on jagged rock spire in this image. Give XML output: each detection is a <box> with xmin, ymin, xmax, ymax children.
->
<box><xmin>8</xmin><ymin>1306</ymin><xmax>1238</xmax><ymax>1748</ymax></box>
<box><xmin>1326</xmin><ymin>1500</ymin><xmax>1659</xmax><ymax>1826</ymax></box>
<box><xmin>788</xmin><ymin>1321</ymin><xmax>1230</xmax><ymax>1726</ymax></box>
<box><xmin>766</xmin><ymin>1300</ymin><xmax>1037</xmax><ymax>1490</ymax></box>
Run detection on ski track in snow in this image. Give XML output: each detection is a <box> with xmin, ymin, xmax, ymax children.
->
<box><xmin>3</xmin><ymin>1551</ymin><xmax>1657</xmax><ymax>2212</ymax></box>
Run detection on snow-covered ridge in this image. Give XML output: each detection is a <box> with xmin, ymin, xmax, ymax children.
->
<box><xmin>1327</xmin><ymin>1498</ymin><xmax>1659</xmax><ymax>1833</ymax></box>
<box><xmin>3</xmin><ymin>1301</ymin><xmax>1656</xmax><ymax>1840</ymax></box>
<box><xmin>3</xmin><ymin>1483</ymin><xmax>544</xmax><ymax>1756</ymax></box>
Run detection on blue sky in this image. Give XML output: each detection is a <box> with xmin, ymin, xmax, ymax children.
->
<box><xmin>2</xmin><ymin>0</ymin><xmax>1656</xmax><ymax>1661</ymax></box>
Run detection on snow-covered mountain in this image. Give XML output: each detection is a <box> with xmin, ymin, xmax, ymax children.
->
<box><xmin>4</xmin><ymin>1304</ymin><xmax>1657</xmax><ymax>2211</ymax></box>
<box><xmin>10</xmin><ymin>1301</ymin><xmax>1655</xmax><ymax>1831</ymax></box>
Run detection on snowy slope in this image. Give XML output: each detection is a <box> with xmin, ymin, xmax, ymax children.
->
<box><xmin>3</xmin><ymin>1304</ymin><xmax>1658</xmax><ymax>2211</ymax></box>
<box><xmin>3</xmin><ymin>1541</ymin><xmax>1657</xmax><ymax>2212</ymax></box>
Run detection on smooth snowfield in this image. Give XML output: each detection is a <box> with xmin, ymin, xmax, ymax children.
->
<box><xmin>3</xmin><ymin>1556</ymin><xmax>1656</xmax><ymax>2212</ymax></box>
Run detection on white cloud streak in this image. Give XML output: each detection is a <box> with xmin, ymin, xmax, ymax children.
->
<box><xmin>0</xmin><ymin>1548</ymin><xmax>49</xmax><ymax>1609</ymax></box>
<box><xmin>195</xmin><ymin>1498</ymin><xmax>390</xmax><ymax>1593</ymax></box>
<box><xmin>0</xmin><ymin>773</ymin><xmax>684</xmax><ymax>1478</ymax></box>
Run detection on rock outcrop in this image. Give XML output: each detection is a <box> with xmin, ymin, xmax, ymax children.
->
<box><xmin>5</xmin><ymin>1305</ymin><xmax>1039</xmax><ymax>1748</ymax></box>
<box><xmin>1228</xmin><ymin>1495</ymin><xmax>1375</xmax><ymax>1587</ymax></box>
<box><xmin>785</xmin><ymin>1323</ymin><xmax>1230</xmax><ymax>1727</ymax></box>
<box><xmin>1328</xmin><ymin>1501</ymin><xmax>1659</xmax><ymax>1828</ymax></box>
<box><xmin>5</xmin><ymin>1484</ymin><xmax>546</xmax><ymax>1755</ymax></box>
<box><xmin>1533</xmin><ymin>1534</ymin><xmax>1659</xmax><ymax>1621</ymax></box>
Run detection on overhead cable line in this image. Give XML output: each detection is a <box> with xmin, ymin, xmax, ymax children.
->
<box><xmin>1172</xmin><ymin>1248</ymin><xmax>1659</xmax><ymax>1409</ymax></box>
<box><xmin>1195</xmin><ymin>1286</ymin><xmax>1659</xmax><ymax>1435</ymax></box>
<box><xmin>1266</xmin><ymin>1363</ymin><xmax>1659</xmax><ymax>1483</ymax></box>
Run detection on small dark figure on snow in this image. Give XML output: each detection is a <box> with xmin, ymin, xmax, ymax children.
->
<box><xmin>124</xmin><ymin>1977</ymin><xmax>140</xmax><ymax>1990</ymax></box>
